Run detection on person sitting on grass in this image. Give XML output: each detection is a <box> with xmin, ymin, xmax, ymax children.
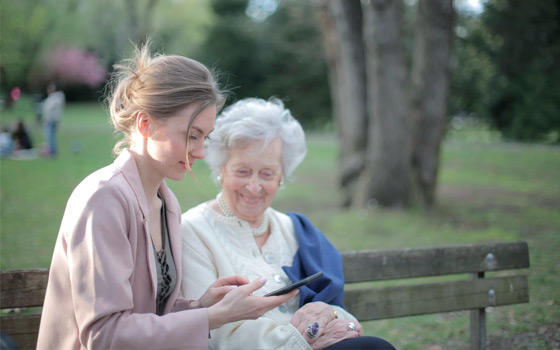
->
<box><xmin>12</xmin><ymin>120</ymin><xmax>33</xmax><ymax>150</ymax></box>
<box><xmin>0</xmin><ymin>126</ymin><xmax>14</xmax><ymax>157</ymax></box>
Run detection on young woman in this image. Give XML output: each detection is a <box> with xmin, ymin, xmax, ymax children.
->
<box><xmin>37</xmin><ymin>45</ymin><xmax>296</xmax><ymax>350</ymax></box>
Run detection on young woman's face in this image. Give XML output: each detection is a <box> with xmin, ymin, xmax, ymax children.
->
<box><xmin>221</xmin><ymin>138</ymin><xmax>283</xmax><ymax>223</ymax></box>
<box><xmin>147</xmin><ymin>104</ymin><xmax>216</xmax><ymax>181</ymax></box>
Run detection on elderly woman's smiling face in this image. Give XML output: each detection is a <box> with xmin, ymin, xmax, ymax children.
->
<box><xmin>221</xmin><ymin>138</ymin><xmax>283</xmax><ymax>224</ymax></box>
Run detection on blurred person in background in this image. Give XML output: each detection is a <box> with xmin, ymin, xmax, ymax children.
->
<box><xmin>33</xmin><ymin>93</ymin><xmax>45</xmax><ymax>125</ymax></box>
<box><xmin>41</xmin><ymin>82</ymin><xmax>65</xmax><ymax>156</ymax></box>
<box><xmin>3</xmin><ymin>86</ymin><xmax>21</xmax><ymax>109</ymax></box>
<box><xmin>37</xmin><ymin>44</ymin><xmax>296</xmax><ymax>350</ymax></box>
<box><xmin>12</xmin><ymin>119</ymin><xmax>34</xmax><ymax>151</ymax></box>
<box><xmin>181</xmin><ymin>98</ymin><xmax>395</xmax><ymax>350</ymax></box>
<box><xmin>0</xmin><ymin>126</ymin><xmax>14</xmax><ymax>157</ymax></box>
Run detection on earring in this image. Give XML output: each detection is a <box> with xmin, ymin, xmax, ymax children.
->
<box><xmin>279</xmin><ymin>179</ymin><xmax>284</xmax><ymax>186</ymax></box>
<box><xmin>216</xmin><ymin>175</ymin><xmax>222</xmax><ymax>184</ymax></box>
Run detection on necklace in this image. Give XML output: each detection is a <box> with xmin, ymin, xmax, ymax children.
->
<box><xmin>217</xmin><ymin>192</ymin><xmax>270</xmax><ymax>237</ymax></box>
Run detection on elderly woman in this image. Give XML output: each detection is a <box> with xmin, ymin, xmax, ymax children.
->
<box><xmin>180</xmin><ymin>98</ymin><xmax>394</xmax><ymax>350</ymax></box>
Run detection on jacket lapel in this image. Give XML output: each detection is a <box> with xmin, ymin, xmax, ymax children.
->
<box><xmin>158</xmin><ymin>182</ymin><xmax>184</xmax><ymax>311</ymax></box>
<box><xmin>113</xmin><ymin>150</ymin><xmax>158</xmax><ymax>301</ymax></box>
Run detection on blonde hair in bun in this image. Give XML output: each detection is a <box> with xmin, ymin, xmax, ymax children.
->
<box><xmin>106</xmin><ymin>40</ymin><xmax>225</xmax><ymax>155</ymax></box>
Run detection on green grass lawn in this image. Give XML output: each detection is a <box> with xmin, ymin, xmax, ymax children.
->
<box><xmin>1</xmin><ymin>98</ymin><xmax>559</xmax><ymax>349</ymax></box>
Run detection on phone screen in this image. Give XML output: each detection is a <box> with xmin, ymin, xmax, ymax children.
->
<box><xmin>264</xmin><ymin>272</ymin><xmax>323</xmax><ymax>297</ymax></box>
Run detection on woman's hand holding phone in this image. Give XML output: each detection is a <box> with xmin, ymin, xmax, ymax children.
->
<box><xmin>264</xmin><ymin>272</ymin><xmax>323</xmax><ymax>297</ymax></box>
<box><xmin>207</xmin><ymin>277</ymin><xmax>298</xmax><ymax>330</ymax></box>
<box><xmin>191</xmin><ymin>275</ymin><xmax>250</xmax><ymax>309</ymax></box>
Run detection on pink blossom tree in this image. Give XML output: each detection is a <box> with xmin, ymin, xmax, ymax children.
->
<box><xmin>46</xmin><ymin>48</ymin><xmax>106</xmax><ymax>88</ymax></box>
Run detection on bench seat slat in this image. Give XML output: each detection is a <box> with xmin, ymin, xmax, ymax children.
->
<box><xmin>344</xmin><ymin>275</ymin><xmax>529</xmax><ymax>321</ymax></box>
<box><xmin>342</xmin><ymin>241</ymin><xmax>529</xmax><ymax>283</ymax></box>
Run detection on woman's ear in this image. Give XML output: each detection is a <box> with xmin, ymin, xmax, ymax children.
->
<box><xmin>136</xmin><ymin>112</ymin><xmax>151</xmax><ymax>138</ymax></box>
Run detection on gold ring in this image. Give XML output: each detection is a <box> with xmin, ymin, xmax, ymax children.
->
<box><xmin>333</xmin><ymin>310</ymin><xmax>338</xmax><ymax>319</ymax></box>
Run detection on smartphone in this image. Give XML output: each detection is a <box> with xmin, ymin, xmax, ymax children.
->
<box><xmin>264</xmin><ymin>272</ymin><xmax>323</xmax><ymax>297</ymax></box>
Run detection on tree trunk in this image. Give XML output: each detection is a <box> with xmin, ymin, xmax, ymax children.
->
<box><xmin>410</xmin><ymin>0</ymin><xmax>455</xmax><ymax>206</ymax></box>
<box><xmin>361</xmin><ymin>0</ymin><xmax>411</xmax><ymax>207</ymax></box>
<box><xmin>318</xmin><ymin>0</ymin><xmax>368</xmax><ymax>207</ymax></box>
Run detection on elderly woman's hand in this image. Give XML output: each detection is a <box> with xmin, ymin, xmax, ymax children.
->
<box><xmin>289</xmin><ymin>302</ymin><xmax>339</xmax><ymax>345</ymax></box>
<box><xmin>309</xmin><ymin>319</ymin><xmax>362</xmax><ymax>349</ymax></box>
<box><xmin>190</xmin><ymin>275</ymin><xmax>249</xmax><ymax>309</ymax></box>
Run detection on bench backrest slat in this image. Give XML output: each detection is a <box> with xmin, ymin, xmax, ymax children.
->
<box><xmin>342</xmin><ymin>241</ymin><xmax>529</xmax><ymax>283</ymax></box>
<box><xmin>344</xmin><ymin>275</ymin><xmax>529</xmax><ymax>321</ymax></box>
<box><xmin>0</xmin><ymin>314</ymin><xmax>41</xmax><ymax>350</ymax></box>
<box><xmin>1</xmin><ymin>269</ymin><xmax>49</xmax><ymax>309</ymax></box>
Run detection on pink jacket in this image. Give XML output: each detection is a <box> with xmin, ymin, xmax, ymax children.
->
<box><xmin>37</xmin><ymin>150</ymin><xmax>209</xmax><ymax>349</ymax></box>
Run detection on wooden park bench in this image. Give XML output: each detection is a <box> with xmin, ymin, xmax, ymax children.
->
<box><xmin>1</xmin><ymin>241</ymin><xmax>529</xmax><ymax>349</ymax></box>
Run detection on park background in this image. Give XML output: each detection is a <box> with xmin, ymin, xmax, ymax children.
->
<box><xmin>1</xmin><ymin>0</ymin><xmax>559</xmax><ymax>349</ymax></box>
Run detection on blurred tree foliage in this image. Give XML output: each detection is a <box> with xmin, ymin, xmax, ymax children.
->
<box><xmin>451</xmin><ymin>0</ymin><xmax>560</xmax><ymax>142</ymax></box>
<box><xmin>1</xmin><ymin>0</ymin><xmax>213</xmax><ymax>99</ymax></box>
<box><xmin>198</xmin><ymin>0</ymin><xmax>331</xmax><ymax>127</ymax></box>
<box><xmin>3</xmin><ymin>0</ymin><xmax>558</xmax><ymax>140</ymax></box>
<box><xmin>1</xmin><ymin>1</ymin><xmax>54</xmax><ymax>90</ymax></box>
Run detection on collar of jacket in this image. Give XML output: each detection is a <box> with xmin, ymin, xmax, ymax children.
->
<box><xmin>112</xmin><ymin>149</ymin><xmax>184</xmax><ymax>307</ymax></box>
<box><xmin>112</xmin><ymin>149</ymin><xmax>181</xmax><ymax>220</ymax></box>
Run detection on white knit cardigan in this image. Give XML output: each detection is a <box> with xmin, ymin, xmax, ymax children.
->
<box><xmin>180</xmin><ymin>201</ymin><xmax>356</xmax><ymax>350</ymax></box>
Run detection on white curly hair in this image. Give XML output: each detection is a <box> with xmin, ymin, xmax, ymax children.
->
<box><xmin>204</xmin><ymin>98</ymin><xmax>307</xmax><ymax>183</ymax></box>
